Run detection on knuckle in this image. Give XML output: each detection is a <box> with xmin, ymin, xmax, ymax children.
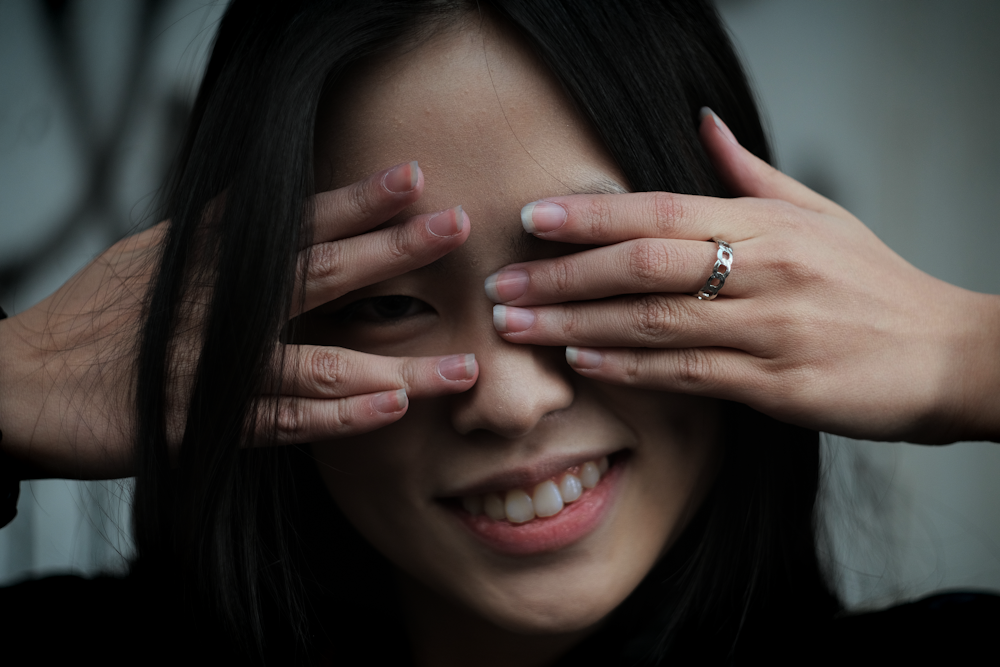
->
<box><xmin>382</xmin><ymin>224</ymin><xmax>412</xmax><ymax>261</ymax></box>
<box><xmin>632</xmin><ymin>294</ymin><xmax>674</xmax><ymax>344</ymax></box>
<box><xmin>309</xmin><ymin>347</ymin><xmax>348</xmax><ymax>395</ymax></box>
<box><xmin>766</xmin><ymin>237</ymin><xmax>819</xmax><ymax>283</ymax></box>
<box><xmin>622</xmin><ymin>349</ymin><xmax>644</xmax><ymax>383</ymax></box>
<box><xmin>347</xmin><ymin>179</ymin><xmax>379</xmax><ymax>221</ymax></box>
<box><xmin>674</xmin><ymin>348</ymin><xmax>713</xmax><ymax>391</ymax></box>
<box><xmin>326</xmin><ymin>400</ymin><xmax>355</xmax><ymax>434</ymax></box>
<box><xmin>560</xmin><ymin>305</ymin><xmax>583</xmax><ymax>337</ymax></box>
<box><xmin>307</xmin><ymin>242</ymin><xmax>343</xmax><ymax>285</ymax></box>
<box><xmin>275</xmin><ymin>400</ymin><xmax>306</xmax><ymax>438</ymax></box>
<box><xmin>776</xmin><ymin>256</ymin><xmax>816</xmax><ymax>283</ymax></box>
<box><xmin>397</xmin><ymin>359</ymin><xmax>420</xmax><ymax>393</ymax></box>
<box><xmin>548</xmin><ymin>256</ymin><xmax>577</xmax><ymax>297</ymax></box>
<box><xmin>583</xmin><ymin>197</ymin><xmax>616</xmax><ymax>239</ymax></box>
<box><xmin>651</xmin><ymin>192</ymin><xmax>683</xmax><ymax>237</ymax></box>
<box><xmin>625</xmin><ymin>239</ymin><xmax>668</xmax><ymax>283</ymax></box>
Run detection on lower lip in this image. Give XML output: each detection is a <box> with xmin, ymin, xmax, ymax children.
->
<box><xmin>448</xmin><ymin>460</ymin><xmax>624</xmax><ymax>556</ymax></box>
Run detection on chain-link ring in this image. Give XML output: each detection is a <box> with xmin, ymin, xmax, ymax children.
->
<box><xmin>692</xmin><ymin>239</ymin><xmax>733</xmax><ymax>301</ymax></box>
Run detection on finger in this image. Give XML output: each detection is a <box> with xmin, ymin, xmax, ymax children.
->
<box><xmin>698</xmin><ymin>107</ymin><xmax>849</xmax><ymax>218</ymax></box>
<box><xmin>258</xmin><ymin>389</ymin><xmax>411</xmax><ymax>446</ymax></box>
<box><xmin>310</xmin><ymin>161</ymin><xmax>424</xmax><ymax>245</ymax></box>
<box><xmin>517</xmin><ymin>189</ymin><xmax>778</xmax><ymax>246</ymax></box>
<box><xmin>484</xmin><ymin>238</ymin><xmax>750</xmax><ymax>306</ymax></box>
<box><xmin>492</xmin><ymin>296</ymin><xmax>759</xmax><ymax>350</ymax></box>
<box><xmin>562</xmin><ymin>345</ymin><xmax>767</xmax><ymax>404</ymax></box>
<box><xmin>294</xmin><ymin>205</ymin><xmax>469</xmax><ymax>315</ymax></box>
<box><xmin>272</xmin><ymin>345</ymin><xmax>478</xmax><ymax>399</ymax></box>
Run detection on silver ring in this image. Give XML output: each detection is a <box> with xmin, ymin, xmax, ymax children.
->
<box><xmin>693</xmin><ymin>238</ymin><xmax>733</xmax><ymax>301</ymax></box>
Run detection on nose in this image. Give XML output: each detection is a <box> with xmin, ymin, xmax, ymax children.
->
<box><xmin>450</xmin><ymin>334</ymin><xmax>574</xmax><ymax>439</ymax></box>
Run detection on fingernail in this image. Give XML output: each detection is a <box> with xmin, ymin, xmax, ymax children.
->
<box><xmin>566</xmin><ymin>346</ymin><xmax>603</xmax><ymax>370</ymax></box>
<box><xmin>373</xmin><ymin>388</ymin><xmax>408</xmax><ymax>413</ymax></box>
<box><xmin>484</xmin><ymin>269</ymin><xmax>529</xmax><ymax>303</ymax></box>
<box><xmin>438</xmin><ymin>353</ymin><xmax>477</xmax><ymax>381</ymax></box>
<box><xmin>427</xmin><ymin>205</ymin><xmax>466</xmax><ymax>237</ymax></box>
<box><xmin>699</xmin><ymin>107</ymin><xmax>738</xmax><ymax>147</ymax></box>
<box><xmin>383</xmin><ymin>161</ymin><xmax>420</xmax><ymax>193</ymax></box>
<box><xmin>493</xmin><ymin>305</ymin><xmax>535</xmax><ymax>333</ymax></box>
<box><xmin>521</xmin><ymin>201</ymin><xmax>566</xmax><ymax>234</ymax></box>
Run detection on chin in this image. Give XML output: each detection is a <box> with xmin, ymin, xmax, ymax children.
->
<box><xmin>466</xmin><ymin>578</ymin><xmax>626</xmax><ymax>636</ymax></box>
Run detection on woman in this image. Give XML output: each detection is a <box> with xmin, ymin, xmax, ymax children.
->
<box><xmin>1</xmin><ymin>0</ymin><xmax>997</xmax><ymax>664</ymax></box>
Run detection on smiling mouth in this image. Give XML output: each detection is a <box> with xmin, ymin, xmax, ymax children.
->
<box><xmin>441</xmin><ymin>451</ymin><xmax>628</xmax><ymax>555</ymax></box>
<box><xmin>458</xmin><ymin>455</ymin><xmax>611</xmax><ymax>524</ymax></box>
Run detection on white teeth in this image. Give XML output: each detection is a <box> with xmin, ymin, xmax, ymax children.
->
<box><xmin>505</xmin><ymin>489</ymin><xmax>535</xmax><ymax>523</ymax></box>
<box><xmin>532</xmin><ymin>480</ymin><xmax>564</xmax><ymax>517</ymax></box>
<box><xmin>484</xmin><ymin>492</ymin><xmax>506</xmax><ymax>521</ymax></box>
<box><xmin>459</xmin><ymin>456</ymin><xmax>613</xmax><ymax>523</ymax></box>
<box><xmin>580</xmin><ymin>461</ymin><xmax>601</xmax><ymax>489</ymax></box>
<box><xmin>462</xmin><ymin>495</ymin><xmax>483</xmax><ymax>516</ymax></box>
<box><xmin>558</xmin><ymin>473</ymin><xmax>582</xmax><ymax>503</ymax></box>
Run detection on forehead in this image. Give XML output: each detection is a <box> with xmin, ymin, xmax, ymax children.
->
<box><xmin>314</xmin><ymin>14</ymin><xmax>627</xmax><ymax>270</ymax></box>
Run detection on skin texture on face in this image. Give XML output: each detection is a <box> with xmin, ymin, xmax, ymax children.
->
<box><xmin>307</xmin><ymin>13</ymin><xmax>721</xmax><ymax>667</ymax></box>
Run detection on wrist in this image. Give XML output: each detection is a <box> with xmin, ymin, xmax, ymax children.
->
<box><xmin>942</xmin><ymin>290</ymin><xmax>1000</xmax><ymax>443</ymax></box>
<box><xmin>0</xmin><ymin>309</ymin><xmax>45</xmax><ymax>477</ymax></box>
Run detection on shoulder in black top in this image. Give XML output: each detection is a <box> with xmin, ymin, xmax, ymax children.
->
<box><xmin>1</xmin><ymin>572</ymin><xmax>997</xmax><ymax>664</ymax></box>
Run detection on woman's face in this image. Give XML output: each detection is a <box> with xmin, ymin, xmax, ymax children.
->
<box><xmin>308</xmin><ymin>16</ymin><xmax>721</xmax><ymax>640</ymax></box>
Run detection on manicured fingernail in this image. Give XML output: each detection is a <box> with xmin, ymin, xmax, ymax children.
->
<box><xmin>566</xmin><ymin>346</ymin><xmax>603</xmax><ymax>369</ymax></box>
<box><xmin>699</xmin><ymin>107</ymin><xmax>738</xmax><ymax>147</ymax></box>
<box><xmin>373</xmin><ymin>388</ymin><xmax>408</xmax><ymax>413</ymax></box>
<box><xmin>438</xmin><ymin>354</ymin><xmax>477</xmax><ymax>381</ymax></box>
<box><xmin>427</xmin><ymin>205</ymin><xmax>466</xmax><ymax>237</ymax></box>
<box><xmin>484</xmin><ymin>269</ymin><xmax>529</xmax><ymax>303</ymax></box>
<box><xmin>493</xmin><ymin>305</ymin><xmax>535</xmax><ymax>333</ymax></box>
<box><xmin>521</xmin><ymin>201</ymin><xmax>566</xmax><ymax>234</ymax></box>
<box><xmin>383</xmin><ymin>161</ymin><xmax>420</xmax><ymax>193</ymax></box>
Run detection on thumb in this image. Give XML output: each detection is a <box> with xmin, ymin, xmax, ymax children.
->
<box><xmin>698</xmin><ymin>107</ymin><xmax>845</xmax><ymax>217</ymax></box>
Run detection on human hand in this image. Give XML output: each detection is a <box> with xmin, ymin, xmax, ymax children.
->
<box><xmin>0</xmin><ymin>161</ymin><xmax>478</xmax><ymax>479</ymax></box>
<box><xmin>484</xmin><ymin>111</ymin><xmax>1000</xmax><ymax>444</ymax></box>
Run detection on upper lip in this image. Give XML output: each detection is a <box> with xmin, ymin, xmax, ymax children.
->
<box><xmin>438</xmin><ymin>448</ymin><xmax>624</xmax><ymax>499</ymax></box>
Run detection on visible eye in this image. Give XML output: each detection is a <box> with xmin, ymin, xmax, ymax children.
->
<box><xmin>335</xmin><ymin>295</ymin><xmax>430</xmax><ymax>324</ymax></box>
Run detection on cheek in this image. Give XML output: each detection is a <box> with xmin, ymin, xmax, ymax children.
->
<box><xmin>310</xmin><ymin>419</ymin><xmax>424</xmax><ymax>540</ymax></box>
<box><xmin>592</xmin><ymin>385</ymin><xmax>723</xmax><ymax>544</ymax></box>
<box><xmin>632</xmin><ymin>438</ymin><xmax>718</xmax><ymax>557</ymax></box>
<box><xmin>309</xmin><ymin>403</ymin><xmax>452</xmax><ymax>567</ymax></box>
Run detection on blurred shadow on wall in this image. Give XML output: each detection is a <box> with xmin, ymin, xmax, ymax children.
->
<box><xmin>0</xmin><ymin>0</ymin><xmax>193</xmax><ymax>303</ymax></box>
<box><xmin>0</xmin><ymin>0</ymin><xmax>220</xmax><ymax>584</ymax></box>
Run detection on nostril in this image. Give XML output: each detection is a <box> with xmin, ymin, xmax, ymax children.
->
<box><xmin>448</xmin><ymin>342</ymin><xmax>575</xmax><ymax>437</ymax></box>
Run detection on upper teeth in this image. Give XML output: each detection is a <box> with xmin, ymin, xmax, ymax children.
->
<box><xmin>461</xmin><ymin>456</ymin><xmax>610</xmax><ymax>524</ymax></box>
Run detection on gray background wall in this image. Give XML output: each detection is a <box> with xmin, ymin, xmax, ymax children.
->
<box><xmin>1</xmin><ymin>0</ymin><xmax>998</xmax><ymax>611</ymax></box>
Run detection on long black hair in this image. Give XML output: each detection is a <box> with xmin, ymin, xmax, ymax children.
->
<box><xmin>133</xmin><ymin>0</ymin><xmax>839</xmax><ymax>662</ymax></box>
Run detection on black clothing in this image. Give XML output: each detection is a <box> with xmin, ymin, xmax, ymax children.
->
<box><xmin>1</xmin><ymin>571</ymin><xmax>997</xmax><ymax>664</ymax></box>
